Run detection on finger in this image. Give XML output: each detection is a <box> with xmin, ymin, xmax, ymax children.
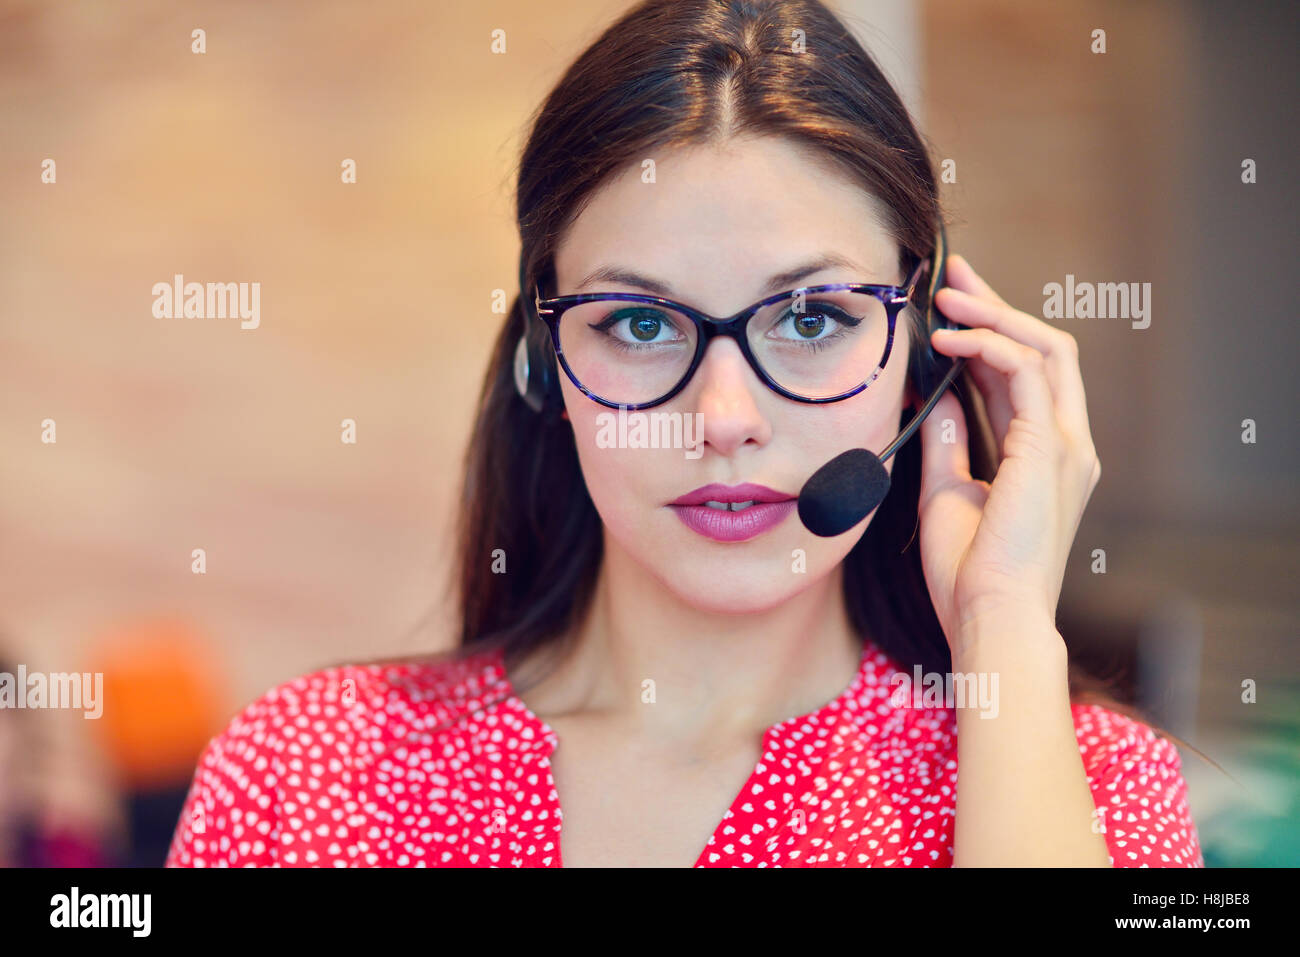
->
<box><xmin>934</xmin><ymin>286</ymin><xmax>1091</xmax><ymax>440</ymax></box>
<box><xmin>930</xmin><ymin>327</ymin><xmax>1059</xmax><ymax>455</ymax></box>
<box><xmin>943</xmin><ymin>254</ymin><xmax>1008</xmax><ymax>306</ymax></box>
<box><xmin>918</xmin><ymin>388</ymin><xmax>971</xmax><ymax>498</ymax></box>
<box><xmin>935</xmin><ymin>286</ymin><xmax>1061</xmax><ymax>363</ymax></box>
<box><xmin>950</xmin><ymin>340</ymin><xmax>1015</xmax><ymax>451</ymax></box>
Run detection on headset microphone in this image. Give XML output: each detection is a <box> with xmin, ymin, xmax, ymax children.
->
<box><xmin>796</xmin><ymin>226</ymin><xmax>967</xmax><ymax>538</ymax></box>
<box><xmin>796</xmin><ymin>353</ymin><xmax>966</xmax><ymax>537</ymax></box>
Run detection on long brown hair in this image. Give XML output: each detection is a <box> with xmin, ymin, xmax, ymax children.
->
<box><xmin>400</xmin><ymin>0</ymin><xmax>1215</xmax><ymax>764</ymax></box>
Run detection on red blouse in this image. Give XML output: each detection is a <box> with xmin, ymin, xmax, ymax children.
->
<box><xmin>165</xmin><ymin>640</ymin><xmax>1203</xmax><ymax>867</ymax></box>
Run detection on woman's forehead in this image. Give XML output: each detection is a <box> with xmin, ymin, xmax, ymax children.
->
<box><xmin>553</xmin><ymin>138</ymin><xmax>899</xmax><ymax>299</ymax></box>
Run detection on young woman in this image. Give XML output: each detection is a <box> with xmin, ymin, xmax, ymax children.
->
<box><xmin>166</xmin><ymin>0</ymin><xmax>1202</xmax><ymax>867</ymax></box>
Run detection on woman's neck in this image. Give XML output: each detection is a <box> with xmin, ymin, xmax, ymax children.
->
<box><xmin>513</xmin><ymin>530</ymin><xmax>865</xmax><ymax>755</ymax></box>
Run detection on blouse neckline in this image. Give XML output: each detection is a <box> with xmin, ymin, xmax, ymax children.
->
<box><xmin>484</xmin><ymin>638</ymin><xmax>892</xmax><ymax>867</ymax></box>
<box><xmin>488</xmin><ymin>637</ymin><xmax>880</xmax><ymax>758</ymax></box>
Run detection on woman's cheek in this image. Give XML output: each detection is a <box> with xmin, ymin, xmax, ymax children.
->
<box><xmin>575</xmin><ymin>442</ymin><xmax>664</xmax><ymax>537</ymax></box>
<box><xmin>564</xmin><ymin>402</ymin><xmax>668</xmax><ymax>536</ymax></box>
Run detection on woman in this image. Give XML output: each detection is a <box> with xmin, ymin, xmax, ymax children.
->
<box><xmin>166</xmin><ymin>0</ymin><xmax>1202</xmax><ymax>867</ymax></box>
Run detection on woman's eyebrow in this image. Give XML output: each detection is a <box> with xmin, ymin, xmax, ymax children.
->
<box><xmin>574</xmin><ymin>253</ymin><xmax>870</xmax><ymax>297</ymax></box>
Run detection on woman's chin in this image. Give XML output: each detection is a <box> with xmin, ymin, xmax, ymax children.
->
<box><xmin>651</xmin><ymin>564</ymin><xmax>816</xmax><ymax>615</ymax></box>
<box><xmin>600</xmin><ymin>511</ymin><xmax>846</xmax><ymax>614</ymax></box>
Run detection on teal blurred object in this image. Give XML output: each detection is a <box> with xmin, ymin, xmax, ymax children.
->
<box><xmin>1198</xmin><ymin>686</ymin><xmax>1300</xmax><ymax>867</ymax></box>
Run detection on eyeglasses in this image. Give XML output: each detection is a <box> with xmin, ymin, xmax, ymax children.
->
<box><xmin>533</xmin><ymin>257</ymin><xmax>927</xmax><ymax>410</ymax></box>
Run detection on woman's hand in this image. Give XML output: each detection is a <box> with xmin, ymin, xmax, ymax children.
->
<box><xmin>916</xmin><ymin>254</ymin><xmax>1102</xmax><ymax>653</ymax></box>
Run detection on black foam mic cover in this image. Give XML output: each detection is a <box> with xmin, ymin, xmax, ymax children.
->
<box><xmin>797</xmin><ymin>448</ymin><xmax>892</xmax><ymax>538</ymax></box>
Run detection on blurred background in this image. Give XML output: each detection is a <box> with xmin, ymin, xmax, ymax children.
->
<box><xmin>0</xmin><ymin>0</ymin><xmax>1295</xmax><ymax>867</ymax></box>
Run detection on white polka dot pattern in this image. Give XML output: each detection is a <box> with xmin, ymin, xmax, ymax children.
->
<box><xmin>164</xmin><ymin>642</ymin><xmax>1203</xmax><ymax>867</ymax></box>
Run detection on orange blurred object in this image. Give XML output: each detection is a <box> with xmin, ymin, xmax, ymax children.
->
<box><xmin>84</xmin><ymin>619</ymin><xmax>229</xmax><ymax>791</ymax></box>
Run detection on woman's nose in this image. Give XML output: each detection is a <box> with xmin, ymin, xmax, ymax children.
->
<box><xmin>688</xmin><ymin>337</ymin><xmax>772</xmax><ymax>456</ymax></box>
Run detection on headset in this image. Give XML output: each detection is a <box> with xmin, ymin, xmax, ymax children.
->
<box><xmin>512</xmin><ymin>224</ymin><xmax>967</xmax><ymax>536</ymax></box>
<box><xmin>513</xmin><ymin>255</ymin><xmax>563</xmax><ymax>417</ymax></box>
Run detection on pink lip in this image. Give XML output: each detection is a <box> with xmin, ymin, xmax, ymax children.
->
<box><xmin>669</xmin><ymin>482</ymin><xmax>794</xmax><ymax>506</ymax></box>
<box><xmin>667</xmin><ymin>483</ymin><xmax>797</xmax><ymax>543</ymax></box>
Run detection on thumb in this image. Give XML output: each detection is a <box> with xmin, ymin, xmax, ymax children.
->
<box><xmin>918</xmin><ymin>389</ymin><xmax>970</xmax><ymax>504</ymax></box>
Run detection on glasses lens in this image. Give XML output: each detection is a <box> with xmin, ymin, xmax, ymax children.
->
<box><xmin>557</xmin><ymin>299</ymin><xmax>699</xmax><ymax>405</ymax></box>
<box><xmin>747</xmin><ymin>289</ymin><xmax>891</xmax><ymax>399</ymax></box>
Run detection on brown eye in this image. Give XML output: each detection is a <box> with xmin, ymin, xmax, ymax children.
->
<box><xmin>628</xmin><ymin>311</ymin><xmax>663</xmax><ymax>341</ymax></box>
<box><xmin>792</xmin><ymin>313</ymin><xmax>827</xmax><ymax>338</ymax></box>
<box><xmin>592</xmin><ymin>307</ymin><xmax>682</xmax><ymax>345</ymax></box>
<box><xmin>769</xmin><ymin>303</ymin><xmax>856</xmax><ymax>342</ymax></box>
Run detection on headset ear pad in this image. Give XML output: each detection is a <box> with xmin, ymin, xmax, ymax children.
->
<box><xmin>512</xmin><ymin>333</ymin><xmax>539</xmax><ymax>411</ymax></box>
<box><xmin>908</xmin><ymin>233</ymin><xmax>956</xmax><ymax>401</ymax></box>
<box><xmin>513</xmin><ymin>305</ymin><xmax>562</xmax><ymax>415</ymax></box>
<box><xmin>907</xmin><ymin>263</ymin><xmax>940</xmax><ymax>402</ymax></box>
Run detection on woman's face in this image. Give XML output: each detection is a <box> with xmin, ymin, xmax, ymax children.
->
<box><xmin>552</xmin><ymin>135</ymin><xmax>915</xmax><ymax>613</ymax></box>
